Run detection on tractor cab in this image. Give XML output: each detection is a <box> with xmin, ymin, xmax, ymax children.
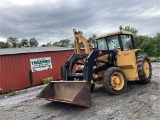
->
<box><xmin>95</xmin><ymin>27</ymin><xmax>140</xmax><ymax>81</ymax></box>
<box><xmin>95</xmin><ymin>27</ymin><xmax>136</xmax><ymax>51</ymax></box>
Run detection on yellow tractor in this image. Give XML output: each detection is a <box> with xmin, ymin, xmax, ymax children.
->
<box><xmin>37</xmin><ymin>26</ymin><xmax>152</xmax><ymax>107</ymax></box>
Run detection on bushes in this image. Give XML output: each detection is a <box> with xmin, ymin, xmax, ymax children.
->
<box><xmin>0</xmin><ymin>88</ymin><xmax>3</xmax><ymax>95</ymax></box>
<box><xmin>9</xmin><ymin>88</ymin><xmax>15</xmax><ymax>93</ymax></box>
<box><xmin>9</xmin><ymin>88</ymin><xmax>15</xmax><ymax>96</ymax></box>
<box><xmin>0</xmin><ymin>88</ymin><xmax>15</xmax><ymax>95</ymax></box>
<box><xmin>43</xmin><ymin>77</ymin><xmax>53</xmax><ymax>84</ymax></box>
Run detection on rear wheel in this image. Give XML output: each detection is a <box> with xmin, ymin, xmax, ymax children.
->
<box><xmin>103</xmin><ymin>67</ymin><xmax>127</xmax><ymax>95</ymax></box>
<box><xmin>136</xmin><ymin>54</ymin><xmax>152</xmax><ymax>84</ymax></box>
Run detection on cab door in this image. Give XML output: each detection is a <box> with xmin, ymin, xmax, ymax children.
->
<box><xmin>117</xmin><ymin>35</ymin><xmax>139</xmax><ymax>81</ymax></box>
<box><xmin>117</xmin><ymin>49</ymin><xmax>139</xmax><ymax>81</ymax></box>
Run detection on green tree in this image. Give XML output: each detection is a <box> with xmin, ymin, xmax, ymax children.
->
<box><xmin>134</xmin><ymin>35</ymin><xmax>154</xmax><ymax>56</ymax></box>
<box><xmin>69</xmin><ymin>41</ymin><xmax>87</xmax><ymax>48</ymax></box>
<box><xmin>88</xmin><ymin>34</ymin><xmax>96</xmax><ymax>48</ymax></box>
<box><xmin>123</xmin><ymin>26</ymin><xmax>138</xmax><ymax>36</ymax></box>
<box><xmin>17</xmin><ymin>43</ymin><xmax>22</xmax><ymax>48</ymax></box>
<box><xmin>46</xmin><ymin>42</ymin><xmax>52</xmax><ymax>47</ymax></box>
<box><xmin>153</xmin><ymin>33</ymin><xmax>160</xmax><ymax>58</ymax></box>
<box><xmin>52</xmin><ymin>41</ymin><xmax>59</xmax><ymax>46</ymax></box>
<box><xmin>41</xmin><ymin>44</ymin><xmax>47</xmax><ymax>47</ymax></box>
<box><xmin>79</xmin><ymin>41</ymin><xmax>84</xmax><ymax>48</ymax></box>
<box><xmin>29</xmin><ymin>38</ymin><xmax>39</xmax><ymax>47</ymax></box>
<box><xmin>7</xmin><ymin>37</ymin><xmax>19</xmax><ymax>48</ymax></box>
<box><xmin>0</xmin><ymin>41</ymin><xmax>10</xmax><ymax>48</ymax></box>
<box><xmin>134</xmin><ymin>33</ymin><xmax>160</xmax><ymax>58</ymax></box>
<box><xmin>59</xmin><ymin>39</ymin><xmax>70</xmax><ymax>47</ymax></box>
<box><xmin>134</xmin><ymin>35</ymin><xmax>149</xmax><ymax>49</ymax></box>
<box><xmin>52</xmin><ymin>39</ymin><xmax>71</xmax><ymax>47</ymax></box>
<box><xmin>41</xmin><ymin>42</ymin><xmax>53</xmax><ymax>47</ymax></box>
<box><xmin>20</xmin><ymin>39</ymin><xmax>29</xmax><ymax>47</ymax></box>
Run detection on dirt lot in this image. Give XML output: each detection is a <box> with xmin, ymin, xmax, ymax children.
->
<box><xmin>0</xmin><ymin>62</ymin><xmax>160</xmax><ymax>120</ymax></box>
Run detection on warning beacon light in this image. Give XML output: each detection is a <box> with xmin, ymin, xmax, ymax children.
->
<box><xmin>119</xmin><ymin>26</ymin><xmax>122</xmax><ymax>31</ymax></box>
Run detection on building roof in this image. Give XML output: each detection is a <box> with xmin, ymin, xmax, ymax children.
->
<box><xmin>95</xmin><ymin>30</ymin><xmax>132</xmax><ymax>40</ymax></box>
<box><xmin>0</xmin><ymin>47</ymin><xmax>74</xmax><ymax>56</ymax></box>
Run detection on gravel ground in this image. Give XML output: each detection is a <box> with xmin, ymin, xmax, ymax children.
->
<box><xmin>0</xmin><ymin>62</ymin><xmax>160</xmax><ymax>120</ymax></box>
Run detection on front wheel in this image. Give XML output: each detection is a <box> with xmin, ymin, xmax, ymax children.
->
<box><xmin>103</xmin><ymin>67</ymin><xmax>127</xmax><ymax>95</ymax></box>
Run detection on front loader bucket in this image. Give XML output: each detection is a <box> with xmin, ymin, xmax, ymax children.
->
<box><xmin>36</xmin><ymin>81</ymin><xmax>91</xmax><ymax>107</ymax></box>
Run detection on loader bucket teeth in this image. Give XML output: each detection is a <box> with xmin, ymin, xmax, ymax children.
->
<box><xmin>36</xmin><ymin>81</ymin><xmax>91</xmax><ymax>107</ymax></box>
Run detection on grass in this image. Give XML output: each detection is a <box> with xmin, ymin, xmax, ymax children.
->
<box><xmin>43</xmin><ymin>77</ymin><xmax>53</xmax><ymax>84</ymax></box>
<box><xmin>9</xmin><ymin>88</ymin><xmax>15</xmax><ymax>96</ymax></box>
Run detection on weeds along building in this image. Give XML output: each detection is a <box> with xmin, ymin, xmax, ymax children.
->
<box><xmin>0</xmin><ymin>47</ymin><xmax>83</xmax><ymax>93</ymax></box>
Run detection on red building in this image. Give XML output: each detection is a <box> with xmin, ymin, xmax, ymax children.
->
<box><xmin>0</xmin><ymin>47</ymin><xmax>82</xmax><ymax>93</ymax></box>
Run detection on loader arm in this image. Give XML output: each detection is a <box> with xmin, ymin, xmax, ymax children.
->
<box><xmin>73</xmin><ymin>29</ymin><xmax>91</xmax><ymax>54</ymax></box>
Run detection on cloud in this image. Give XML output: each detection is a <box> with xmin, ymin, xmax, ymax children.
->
<box><xmin>0</xmin><ymin>0</ymin><xmax>159</xmax><ymax>45</ymax></box>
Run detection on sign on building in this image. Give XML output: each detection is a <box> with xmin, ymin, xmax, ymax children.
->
<box><xmin>30</xmin><ymin>57</ymin><xmax>52</xmax><ymax>72</ymax></box>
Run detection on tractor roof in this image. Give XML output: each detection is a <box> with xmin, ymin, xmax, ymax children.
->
<box><xmin>95</xmin><ymin>30</ymin><xmax>132</xmax><ymax>40</ymax></box>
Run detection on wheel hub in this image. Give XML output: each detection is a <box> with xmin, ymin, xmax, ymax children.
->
<box><xmin>111</xmin><ymin>72</ymin><xmax>124</xmax><ymax>90</ymax></box>
<box><xmin>143</xmin><ymin>60</ymin><xmax>150</xmax><ymax>77</ymax></box>
<box><xmin>115</xmin><ymin>78</ymin><xmax>120</xmax><ymax>84</ymax></box>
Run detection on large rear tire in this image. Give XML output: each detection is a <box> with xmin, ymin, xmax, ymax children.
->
<box><xmin>136</xmin><ymin>54</ymin><xmax>152</xmax><ymax>84</ymax></box>
<box><xmin>103</xmin><ymin>67</ymin><xmax>127</xmax><ymax>95</ymax></box>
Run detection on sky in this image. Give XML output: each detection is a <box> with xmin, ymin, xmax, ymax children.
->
<box><xmin>0</xmin><ymin>0</ymin><xmax>160</xmax><ymax>45</ymax></box>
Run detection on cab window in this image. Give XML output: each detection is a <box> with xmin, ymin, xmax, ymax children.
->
<box><xmin>97</xmin><ymin>38</ymin><xmax>108</xmax><ymax>50</ymax></box>
<box><xmin>120</xmin><ymin>35</ymin><xmax>133</xmax><ymax>50</ymax></box>
<box><xmin>107</xmin><ymin>35</ymin><xmax>120</xmax><ymax>50</ymax></box>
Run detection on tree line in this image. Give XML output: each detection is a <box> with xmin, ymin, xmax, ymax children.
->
<box><xmin>0</xmin><ymin>34</ymin><xmax>96</xmax><ymax>48</ymax></box>
<box><xmin>0</xmin><ymin>37</ymin><xmax>39</xmax><ymax>48</ymax></box>
<box><xmin>41</xmin><ymin>34</ymin><xmax>96</xmax><ymax>48</ymax></box>
<box><xmin>0</xmin><ymin>26</ymin><xmax>159</xmax><ymax>58</ymax></box>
